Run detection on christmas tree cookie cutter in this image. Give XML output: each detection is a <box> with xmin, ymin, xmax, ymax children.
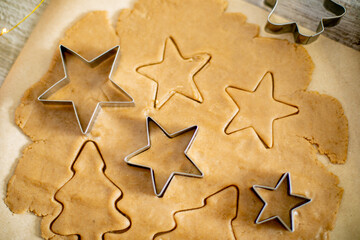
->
<box><xmin>124</xmin><ymin>117</ymin><xmax>203</xmax><ymax>197</ymax></box>
<box><xmin>264</xmin><ymin>0</ymin><xmax>346</xmax><ymax>44</ymax></box>
<box><xmin>38</xmin><ymin>45</ymin><xmax>135</xmax><ymax>134</ymax></box>
<box><xmin>252</xmin><ymin>172</ymin><xmax>312</xmax><ymax>232</ymax></box>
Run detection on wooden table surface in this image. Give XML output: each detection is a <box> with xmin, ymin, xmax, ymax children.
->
<box><xmin>0</xmin><ymin>0</ymin><xmax>359</xmax><ymax>86</ymax></box>
<box><xmin>0</xmin><ymin>0</ymin><xmax>49</xmax><ymax>84</ymax></box>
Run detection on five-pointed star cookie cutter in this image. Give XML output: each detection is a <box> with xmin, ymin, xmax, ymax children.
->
<box><xmin>264</xmin><ymin>0</ymin><xmax>346</xmax><ymax>44</ymax></box>
<box><xmin>38</xmin><ymin>45</ymin><xmax>135</xmax><ymax>134</ymax></box>
<box><xmin>252</xmin><ymin>172</ymin><xmax>312</xmax><ymax>232</ymax></box>
<box><xmin>124</xmin><ymin>117</ymin><xmax>204</xmax><ymax>197</ymax></box>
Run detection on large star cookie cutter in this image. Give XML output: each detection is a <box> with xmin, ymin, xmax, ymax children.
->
<box><xmin>38</xmin><ymin>45</ymin><xmax>135</xmax><ymax>134</ymax></box>
<box><xmin>124</xmin><ymin>117</ymin><xmax>203</xmax><ymax>197</ymax></box>
<box><xmin>264</xmin><ymin>0</ymin><xmax>346</xmax><ymax>44</ymax></box>
<box><xmin>252</xmin><ymin>172</ymin><xmax>312</xmax><ymax>232</ymax></box>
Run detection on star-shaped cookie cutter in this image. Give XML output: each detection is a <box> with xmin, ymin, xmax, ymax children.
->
<box><xmin>264</xmin><ymin>0</ymin><xmax>346</xmax><ymax>44</ymax></box>
<box><xmin>38</xmin><ymin>45</ymin><xmax>135</xmax><ymax>134</ymax></box>
<box><xmin>124</xmin><ymin>117</ymin><xmax>204</xmax><ymax>197</ymax></box>
<box><xmin>252</xmin><ymin>172</ymin><xmax>312</xmax><ymax>232</ymax></box>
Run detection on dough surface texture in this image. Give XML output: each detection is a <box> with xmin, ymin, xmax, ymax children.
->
<box><xmin>5</xmin><ymin>0</ymin><xmax>348</xmax><ymax>239</ymax></box>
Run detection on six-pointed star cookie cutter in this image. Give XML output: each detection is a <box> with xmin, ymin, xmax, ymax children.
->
<box><xmin>124</xmin><ymin>117</ymin><xmax>204</xmax><ymax>197</ymax></box>
<box><xmin>264</xmin><ymin>0</ymin><xmax>346</xmax><ymax>44</ymax></box>
<box><xmin>252</xmin><ymin>172</ymin><xmax>312</xmax><ymax>232</ymax></box>
<box><xmin>38</xmin><ymin>45</ymin><xmax>135</xmax><ymax>134</ymax></box>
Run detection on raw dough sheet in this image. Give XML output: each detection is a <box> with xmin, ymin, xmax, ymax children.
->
<box><xmin>0</xmin><ymin>0</ymin><xmax>359</xmax><ymax>239</ymax></box>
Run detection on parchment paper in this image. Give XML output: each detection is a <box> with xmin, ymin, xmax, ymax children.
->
<box><xmin>0</xmin><ymin>0</ymin><xmax>359</xmax><ymax>239</ymax></box>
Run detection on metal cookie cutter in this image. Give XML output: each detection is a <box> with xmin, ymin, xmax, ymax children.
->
<box><xmin>124</xmin><ymin>117</ymin><xmax>204</xmax><ymax>197</ymax></box>
<box><xmin>265</xmin><ymin>0</ymin><xmax>346</xmax><ymax>44</ymax></box>
<box><xmin>252</xmin><ymin>172</ymin><xmax>312</xmax><ymax>232</ymax></box>
<box><xmin>38</xmin><ymin>45</ymin><xmax>135</xmax><ymax>134</ymax></box>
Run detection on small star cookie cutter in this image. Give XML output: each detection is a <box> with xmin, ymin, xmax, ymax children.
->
<box><xmin>38</xmin><ymin>45</ymin><xmax>135</xmax><ymax>134</ymax></box>
<box><xmin>124</xmin><ymin>117</ymin><xmax>204</xmax><ymax>197</ymax></box>
<box><xmin>252</xmin><ymin>172</ymin><xmax>312</xmax><ymax>232</ymax></box>
<box><xmin>264</xmin><ymin>0</ymin><xmax>346</xmax><ymax>44</ymax></box>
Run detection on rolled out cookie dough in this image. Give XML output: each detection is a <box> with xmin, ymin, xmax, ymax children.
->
<box><xmin>6</xmin><ymin>0</ymin><xmax>348</xmax><ymax>239</ymax></box>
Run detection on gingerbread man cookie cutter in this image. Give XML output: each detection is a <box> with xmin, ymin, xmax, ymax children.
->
<box><xmin>264</xmin><ymin>0</ymin><xmax>346</xmax><ymax>44</ymax></box>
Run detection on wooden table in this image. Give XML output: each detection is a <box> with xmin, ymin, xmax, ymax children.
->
<box><xmin>0</xmin><ymin>0</ymin><xmax>49</xmax><ymax>83</ymax></box>
<box><xmin>0</xmin><ymin>0</ymin><xmax>358</xmax><ymax>86</ymax></box>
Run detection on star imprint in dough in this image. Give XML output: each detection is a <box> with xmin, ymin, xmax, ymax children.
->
<box><xmin>38</xmin><ymin>45</ymin><xmax>134</xmax><ymax>134</ymax></box>
<box><xmin>136</xmin><ymin>37</ymin><xmax>210</xmax><ymax>109</ymax></box>
<box><xmin>225</xmin><ymin>72</ymin><xmax>298</xmax><ymax>148</ymax></box>
<box><xmin>252</xmin><ymin>172</ymin><xmax>312</xmax><ymax>232</ymax></box>
<box><xmin>124</xmin><ymin>117</ymin><xmax>203</xmax><ymax>197</ymax></box>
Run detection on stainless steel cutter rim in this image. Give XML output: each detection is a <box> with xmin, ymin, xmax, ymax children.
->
<box><xmin>252</xmin><ymin>172</ymin><xmax>312</xmax><ymax>232</ymax></box>
<box><xmin>265</xmin><ymin>0</ymin><xmax>346</xmax><ymax>44</ymax></box>
<box><xmin>38</xmin><ymin>45</ymin><xmax>135</xmax><ymax>134</ymax></box>
<box><xmin>124</xmin><ymin>116</ymin><xmax>204</xmax><ymax>198</ymax></box>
